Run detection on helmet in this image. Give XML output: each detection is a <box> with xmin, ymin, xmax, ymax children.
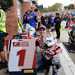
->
<box><xmin>45</xmin><ymin>36</ymin><xmax>57</xmax><ymax>47</ymax></box>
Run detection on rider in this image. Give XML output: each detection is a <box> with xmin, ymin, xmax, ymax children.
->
<box><xmin>43</xmin><ymin>36</ymin><xmax>61</xmax><ymax>75</ymax></box>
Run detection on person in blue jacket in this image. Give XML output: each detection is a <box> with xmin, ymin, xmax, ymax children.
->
<box><xmin>27</xmin><ymin>8</ymin><xmax>38</xmax><ymax>37</ymax></box>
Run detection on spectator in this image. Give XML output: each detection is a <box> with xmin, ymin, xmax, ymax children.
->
<box><xmin>0</xmin><ymin>5</ymin><xmax>8</xmax><ymax>69</ymax></box>
<box><xmin>26</xmin><ymin>8</ymin><xmax>38</xmax><ymax>37</ymax></box>
<box><xmin>48</xmin><ymin>15</ymin><xmax>55</xmax><ymax>27</ymax></box>
<box><xmin>23</xmin><ymin>12</ymin><xmax>29</xmax><ymax>29</ymax></box>
<box><xmin>54</xmin><ymin>13</ymin><xmax>61</xmax><ymax>40</ymax></box>
<box><xmin>36</xmin><ymin>25</ymin><xmax>46</xmax><ymax>72</ymax></box>
<box><xmin>41</xmin><ymin>16</ymin><xmax>46</xmax><ymax>26</ymax></box>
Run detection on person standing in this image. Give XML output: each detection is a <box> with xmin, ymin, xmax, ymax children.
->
<box><xmin>41</xmin><ymin>16</ymin><xmax>46</xmax><ymax>26</ymax></box>
<box><xmin>26</xmin><ymin>8</ymin><xmax>38</xmax><ymax>37</ymax></box>
<box><xmin>54</xmin><ymin>13</ymin><xmax>61</xmax><ymax>40</ymax></box>
<box><xmin>0</xmin><ymin>5</ymin><xmax>8</xmax><ymax>69</ymax></box>
<box><xmin>35</xmin><ymin>25</ymin><xmax>46</xmax><ymax>72</ymax></box>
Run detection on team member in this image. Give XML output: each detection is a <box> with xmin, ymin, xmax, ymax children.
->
<box><xmin>54</xmin><ymin>13</ymin><xmax>61</xmax><ymax>40</ymax></box>
<box><xmin>0</xmin><ymin>6</ymin><xmax>8</xmax><ymax>69</ymax></box>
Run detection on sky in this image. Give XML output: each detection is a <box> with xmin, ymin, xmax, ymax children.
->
<box><xmin>37</xmin><ymin>0</ymin><xmax>75</xmax><ymax>8</ymax></box>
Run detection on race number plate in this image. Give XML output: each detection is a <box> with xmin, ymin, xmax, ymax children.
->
<box><xmin>8</xmin><ymin>39</ymin><xmax>35</xmax><ymax>72</ymax></box>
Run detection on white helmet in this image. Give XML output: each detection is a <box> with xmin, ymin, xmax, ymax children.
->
<box><xmin>45</xmin><ymin>36</ymin><xmax>57</xmax><ymax>47</ymax></box>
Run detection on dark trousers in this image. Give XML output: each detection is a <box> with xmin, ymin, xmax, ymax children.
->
<box><xmin>55</xmin><ymin>24</ymin><xmax>61</xmax><ymax>39</ymax></box>
<box><xmin>44</xmin><ymin>57</ymin><xmax>58</xmax><ymax>75</ymax></box>
<box><xmin>9</xmin><ymin>72</ymin><xmax>24</xmax><ymax>75</ymax></box>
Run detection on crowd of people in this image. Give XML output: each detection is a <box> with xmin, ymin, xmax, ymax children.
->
<box><xmin>22</xmin><ymin>8</ymin><xmax>62</xmax><ymax>39</ymax></box>
<box><xmin>22</xmin><ymin>7</ymin><xmax>75</xmax><ymax>38</ymax></box>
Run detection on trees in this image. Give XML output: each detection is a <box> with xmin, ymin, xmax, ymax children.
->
<box><xmin>50</xmin><ymin>3</ymin><xmax>62</xmax><ymax>11</ymax></box>
<box><xmin>39</xmin><ymin>3</ymin><xmax>62</xmax><ymax>12</ymax></box>
<box><xmin>64</xmin><ymin>4</ymin><xmax>75</xmax><ymax>10</ymax></box>
<box><xmin>68</xmin><ymin>4</ymin><xmax>75</xmax><ymax>9</ymax></box>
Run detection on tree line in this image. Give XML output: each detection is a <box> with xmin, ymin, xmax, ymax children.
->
<box><xmin>38</xmin><ymin>3</ymin><xmax>75</xmax><ymax>12</ymax></box>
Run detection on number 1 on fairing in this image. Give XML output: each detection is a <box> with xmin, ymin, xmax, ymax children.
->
<box><xmin>17</xmin><ymin>49</ymin><xmax>26</xmax><ymax>66</ymax></box>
